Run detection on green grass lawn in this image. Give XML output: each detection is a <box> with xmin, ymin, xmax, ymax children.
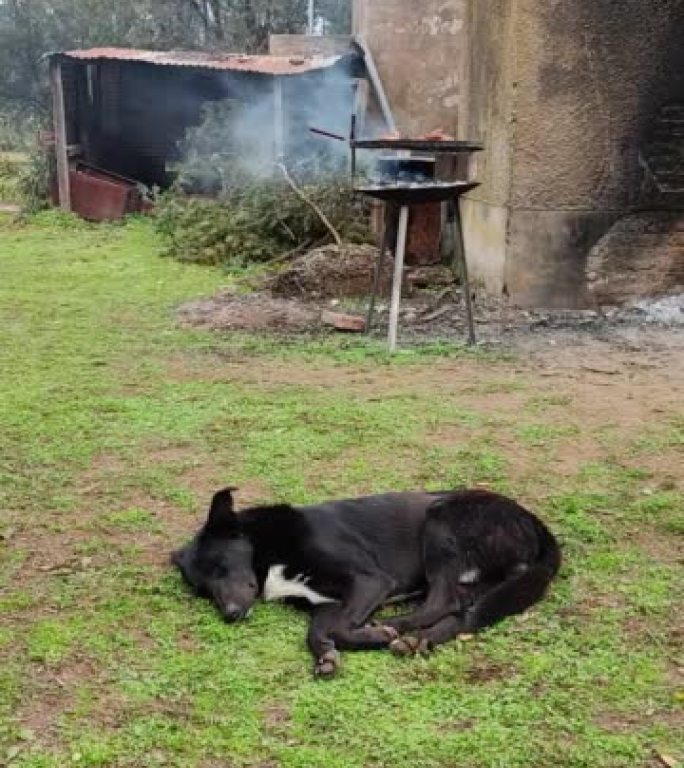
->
<box><xmin>0</xmin><ymin>211</ymin><xmax>682</xmax><ymax>768</ymax></box>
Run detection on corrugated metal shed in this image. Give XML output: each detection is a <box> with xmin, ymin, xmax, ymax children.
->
<box><xmin>49</xmin><ymin>44</ymin><xmax>360</xmax><ymax>209</ymax></box>
<box><xmin>61</xmin><ymin>47</ymin><xmax>350</xmax><ymax>76</ymax></box>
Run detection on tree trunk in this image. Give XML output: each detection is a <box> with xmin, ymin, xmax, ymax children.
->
<box><xmin>208</xmin><ymin>0</ymin><xmax>225</xmax><ymax>41</ymax></box>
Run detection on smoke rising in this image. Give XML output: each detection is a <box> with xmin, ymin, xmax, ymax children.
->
<box><xmin>171</xmin><ymin>64</ymin><xmax>362</xmax><ymax>193</ymax></box>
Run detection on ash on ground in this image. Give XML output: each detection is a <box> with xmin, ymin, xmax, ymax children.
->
<box><xmin>177</xmin><ymin>244</ymin><xmax>683</xmax><ymax>351</ymax></box>
<box><xmin>630</xmin><ymin>294</ymin><xmax>684</xmax><ymax>325</ymax></box>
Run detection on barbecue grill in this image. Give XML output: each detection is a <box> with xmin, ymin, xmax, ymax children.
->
<box><xmin>355</xmin><ymin>139</ymin><xmax>483</xmax><ymax>350</ymax></box>
<box><xmin>351</xmin><ymin>138</ymin><xmax>484</xmax><ymax>152</ymax></box>
<box><xmin>310</xmin><ymin>126</ymin><xmax>484</xmax><ymax>351</ymax></box>
<box><xmin>356</xmin><ymin>181</ymin><xmax>478</xmax><ymax>204</ymax></box>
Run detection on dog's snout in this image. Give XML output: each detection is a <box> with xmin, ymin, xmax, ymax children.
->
<box><xmin>222</xmin><ymin>603</ymin><xmax>245</xmax><ymax>622</ymax></box>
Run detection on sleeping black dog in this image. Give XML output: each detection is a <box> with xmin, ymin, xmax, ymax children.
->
<box><xmin>173</xmin><ymin>487</ymin><xmax>560</xmax><ymax>677</ymax></box>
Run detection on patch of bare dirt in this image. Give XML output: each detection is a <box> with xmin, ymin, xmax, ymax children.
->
<box><xmin>6</xmin><ymin>442</ymin><xmax>280</xmax><ymax>597</ymax></box>
<box><xmin>178</xmin><ymin>256</ymin><xmax>684</xmax><ymax>368</ymax></box>
<box><xmin>463</xmin><ymin>661</ymin><xmax>512</xmax><ymax>684</ymax></box>
<box><xmin>594</xmin><ymin>708</ymin><xmax>683</xmax><ymax>735</ymax></box>
<box><xmin>630</xmin><ymin>529</ymin><xmax>684</xmax><ymax>566</ymax></box>
<box><xmin>427</xmin><ymin>424</ymin><xmax>481</xmax><ymax>449</ymax></box>
<box><xmin>164</xmin><ymin>349</ymin><xmax>509</xmax><ymax>397</ymax></box>
<box><xmin>433</xmin><ymin>717</ymin><xmax>476</xmax><ymax>735</ymax></box>
<box><xmin>262</xmin><ymin>703</ymin><xmax>292</xmax><ymax>732</ymax></box>
<box><xmin>171</xmin><ymin>325</ymin><xmax>681</xmax><ymax>432</ymax></box>
<box><xmin>178</xmin><ymin>293</ymin><xmax>320</xmax><ymax>332</ymax></box>
<box><xmin>544</xmin><ymin>437</ymin><xmax>607</xmax><ymax>476</ymax></box>
<box><xmin>81</xmin><ymin>446</ymin><xmax>214</xmax><ymax>539</ymax></box>
<box><xmin>11</xmin><ymin>658</ymin><xmax>116</xmax><ymax>749</ymax></box>
<box><xmin>76</xmin><ymin>450</ymin><xmax>128</xmax><ymax>494</ymax></box>
<box><xmin>165</xmin><ymin>322</ymin><xmax>684</xmax><ymax>502</ymax></box>
<box><xmin>6</xmin><ymin>526</ymin><xmax>88</xmax><ymax>584</ymax></box>
<box><xmin>198</xmin><ymin>762</ymin><xmax>239</xmax><ymax>768</ymax></box>
<box><xmin>621</xmin><ymin>456</ymin><xmax>682</xmax><ymax>492</ymax></box>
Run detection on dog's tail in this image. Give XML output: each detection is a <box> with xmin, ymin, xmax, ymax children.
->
<box><xmin>463</xmin><ymin>521</ymin><xmax>561</xmax><ymax>632</ymax></box>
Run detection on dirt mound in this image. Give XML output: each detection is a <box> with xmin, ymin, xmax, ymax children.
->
<box><xmin>270</xmin><ymin>243</ymin><xmax>391</xmax><ymax>299</ymax></box>
<box><xmin>177</xmin><ymin>292</ymin><xmax>319</xmax><ymax>332</ymax></box>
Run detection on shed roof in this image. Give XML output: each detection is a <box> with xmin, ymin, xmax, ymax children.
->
<box><xmin>59</xmin><ymin>47</ymin><xmax>352</xmax><ymax>76</ymax></box>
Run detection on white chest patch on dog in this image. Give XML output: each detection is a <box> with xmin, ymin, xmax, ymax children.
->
<box><xmin>459</xmin><ymin>568</ymin><xmax>481</xmax><ymax>584</ymax></box>
<box><xmin>263</xmin><ymin>564</ymin><xmax>337</xmax><ymax>605</ymax></box>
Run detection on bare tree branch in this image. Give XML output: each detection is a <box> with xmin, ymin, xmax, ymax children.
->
<box><xmin>277</xmin><ymin>162</ymin><xmax>342</xmax><ymax>246</ymax></box>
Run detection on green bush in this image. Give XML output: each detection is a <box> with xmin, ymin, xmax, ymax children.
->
<box><xmin>16</xmin><ymin>140</ymin><xmax>53</xmax><ymax>212</ymax></box>
<box><xmin>0</xmin><ymin>111</ymin><xmax>38</xmax><ymax>153</ymax></box>
<box><xmin>0</xmin><ymin>110</ymin><xmax>52</xmax><ymax>210</ymax></box>
<box><xmin>156</xmin><ymin>97</ymin><xmax>371</xmax><ymax>266</ymax></box>
<box><xmin>155</xmin><ymin>175</ymin><xmax>371</xmax><ymax>266</ymax></box>
<box><xmin>0</xmin><ymin>151</ymin><xmax>29</xmax><ymax>203</ymax></box>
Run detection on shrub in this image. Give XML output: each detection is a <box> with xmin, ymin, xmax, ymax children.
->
<box><xmin>156</xmin><ymin>97</ymin><xmax>372</xmax><ymax>266</ymax></box>
<box><xmin>155</xmin><ymin>175</ymin><xmax>371</xmax><ymax>266</ymax></box>
<box><xmin>0</xmin><ymin>154</ymin><xmax>21</xmax><ymax>202</ymax></box>
<box><xmin>16</xmin><ymin>140</ymin><xmax>54</xmax><ymax>212</ymax></box>
<box><xmin>0</xmin><ymin>110</ymin><xmax>39</xmax><ymax>153</ymax></box>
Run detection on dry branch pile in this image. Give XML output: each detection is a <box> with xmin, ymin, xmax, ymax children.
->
<box><xmin>269</xmin><ymin>243</ymin><xmax>391</xmax><ymax>299</ymax></box>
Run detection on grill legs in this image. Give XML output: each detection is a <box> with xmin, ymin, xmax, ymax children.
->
<box><xmin>366</xmin><ymin>206</ymin><xmax>396</xmax><ymax>333</ymax></box>
<box><xmin>448</xmin><ymin>199</ymin><xmax>476</xmax><ymax>346</ymax></box>
<box><xmin>365</xmin><ymin>197</ymin><xmax>476</xmax><ymax>351</ymax></box>
<box><xmin>388</xmin><ymin>205</ymin><xmax>410</xmax><ymax>354</ymax></box>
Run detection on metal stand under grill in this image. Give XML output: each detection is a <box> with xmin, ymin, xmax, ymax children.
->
<box><xmin>352</xmin><ymin>139</ymin><xmax>484</xmax><ymax>352</ymax></box>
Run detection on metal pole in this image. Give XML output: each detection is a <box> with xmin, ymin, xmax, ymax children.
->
<box><xmin>350</xmin><ymin>113</ymin><xmax>357</xmax><ymax>183</ymax></box>
<box><xmin>353</xmin><ymin>36</ymin><xmax>397</xmax><ymax>134</ymax></box>
<box><xmin>451</xmin><ymin>198</ymin><xmax>476</xmax><ymax>346</ymax></box>
<box><xmin>366</xmin><ymin>208</ymin><xmax>393</xmax><ymax>333</ymax></box>
<box><xmin>388</xmin><ymin>205</ymin><xmax>409</xmax><ymax>353</ymax></box>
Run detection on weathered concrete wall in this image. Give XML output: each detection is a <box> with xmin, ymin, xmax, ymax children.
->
<box><xmin>461</xmin><ymin>200</ymin><xmax>508</xmax><ymax>293</ymax></box>
<box><xmin>510</xmin><ymin>0</ymin><xmax>684</xmax><ymax>211</ymax></box>
<box><xmin>354</xmin><ymin>0</ymin><xmax>683</xmax><ymax>306</ymax></box>
<box><xmin>505</xmin><ymin>210</ymin><xmax>621</xmax><ymax>307</ymax></box>
<box><xmin>506</xmin><ymin>0</ymin><xmax>684</xmax><ymax>306</ymax></box>
<box><xmin>464</xmin><ymin>0</ymin><xmax>684</xmax><ymax>307</ymax></box>
<box><xmin>587</xmin><ymin>101</ymin><xmax>684</xmax><ymax>306</ymax></box>
<box><xmin>463</xmin><ymin>0</ymin><xmax>515</xmax><ymax>207</ymax></box>
<box><xmin>587</xmin><ymin>212</ymin><xmax>684</xmax><ymax>306</ymax></box>
<box><xmin>460</xmin><ymin>0</ymin><xmax>516</xmax><ymax>293</ymax></box>
<box><xmin>352</xmin><ymin>0</ymin><xmax>467</xmax><ymax>136</ymax></box>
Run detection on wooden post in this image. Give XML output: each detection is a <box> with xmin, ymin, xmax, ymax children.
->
<box><xmin>308</xmin><ymin>0</ymin><xmax>315</xmax><ymax>35</ymax></box>
<box><xmin>273</xmin><ymin>77</ymin><xmax>284</xmax><ymax>161</ymax></box>
<box><xmin>388</xmin><ymin>205</ymin><xmax>409</xmax><ymax>353</ymax></box>
<box><xmin>50</xmin><ymin>56</ymin><xmax>71</xmax><ymax>211</ymax></box>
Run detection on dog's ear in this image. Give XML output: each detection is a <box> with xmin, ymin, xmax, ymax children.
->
<box><xmin>205</xmin><ymin>487</ymin><xmax>239</xmax><ymax>530</ymax></box>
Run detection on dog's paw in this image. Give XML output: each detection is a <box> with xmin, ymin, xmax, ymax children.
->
<box><xmin>379</xmin><ymin>625</ymin><xmax>400</xmax><ymax>642</ymax></box>
<box><xmin>389</xmin><ymin>635</ymin><xmax>431</xmax><ymax>657</ymax></box>
<box><xmin>367</xmin><ymin>623</ymin><xmax>400</xmax><ymax>642</ymax></box>
<box><xmin>314</xmin><ymin>649</ymin><xmax>341</xmax><ymax>679</ymax></box>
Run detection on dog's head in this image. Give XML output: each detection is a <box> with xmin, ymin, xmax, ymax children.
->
<box><xmin>172</xmin><ymin>488</ymin><xmax>259</xmax><ymax>622</ymax></box>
